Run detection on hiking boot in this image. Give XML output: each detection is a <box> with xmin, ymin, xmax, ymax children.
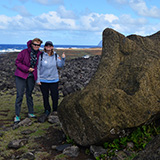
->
<box><xmin>37</xmin><ymin>110</ymin><xmax>50</xmax><ymax>123</ymax></box>
<box><xmin>45</xmin><ymin>110</ymin><xmax>50</xmax><ymax>116</ymax></box>
<box><xmin>38</xmin><ymin>114</ymin><xmax>48</xmax><ymax>123</ymax></box>
<box><xmin>28</xmin><ymin>113</ymin><xmax>36</xmax><ymax>118</ymax></box>
<box><xmin>14</xmin><ymin>115</ymin><xmax>20</xmax><ymax>123</ymax></box>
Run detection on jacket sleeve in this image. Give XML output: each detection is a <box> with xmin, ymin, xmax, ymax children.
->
<box><xmin>57</xmin><ymin>55</ymin><xmax>65</xmax><ymax>68</ymax></box>
<box><xmin>36</xmin><ymin>56</ymin><xmax>41</xmax><ymax>83</ymax></box>
<box><xmin>15</xmin><ymin>50</ymin><xmax>30</xmax><ymax>73</ymax></box>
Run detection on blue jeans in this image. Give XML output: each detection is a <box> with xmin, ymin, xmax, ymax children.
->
<box><xmin>15</xmin><ymin>76</ymin><xmax>35</xmax><ymax>116</ymax></box>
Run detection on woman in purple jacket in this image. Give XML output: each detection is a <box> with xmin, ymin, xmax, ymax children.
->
<box><xmin>14</xmin><ymin>38</ymin><xmax>43</xmax><ymax>123</ymax></box>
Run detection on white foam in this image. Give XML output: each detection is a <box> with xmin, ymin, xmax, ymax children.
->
<box><xmin>0</xmin><ymin>49</ymin><xmax>22</xmax><ymax>53</ymax></box>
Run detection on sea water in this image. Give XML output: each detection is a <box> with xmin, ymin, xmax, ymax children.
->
<box><xmin>0</xmin><ymin>44</ymin><xmax>99</xmax><ymax>54</ymax></box>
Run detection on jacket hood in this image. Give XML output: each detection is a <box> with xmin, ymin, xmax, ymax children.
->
<box><xmin>27</xmin><ymin>40</ymin><xmax>32</xmax><ymax>49</ymax></box>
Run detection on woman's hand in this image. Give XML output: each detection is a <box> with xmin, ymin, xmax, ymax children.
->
<box><xmin>62</xmin><ymin>52</ymin><xmax>66</xmax><ymax>58</ymax></box>
<box><xmin>37</xmin><ymin>82</ymin><xmax>41</xmax><ymax>85</ymax></box>
<box><xmin>29</xmin><ymin>68</ymin><xmax>34</xmax><ymax>72</ymax></box>
<box><xmin>58</xmin><ymin>52</ymin><xmax>66</xmax><ymax>60</ymax></box>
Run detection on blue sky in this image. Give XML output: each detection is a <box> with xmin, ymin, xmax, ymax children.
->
<box><xmin>0</xmin><ymin>0</ymin><xmax>160</xmax><ymax>45</ymax></box>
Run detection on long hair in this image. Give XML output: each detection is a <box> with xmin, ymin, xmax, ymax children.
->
<box><xmin>44</xmin><ymin>47</ymin><xmax>54</xmax><ymax>56</ymax></box>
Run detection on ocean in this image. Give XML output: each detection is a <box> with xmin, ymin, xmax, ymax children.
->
<box><xmin>0</xmin><ymin>44</ymin><xmax>99</xmax><ymax>54</ymax></box>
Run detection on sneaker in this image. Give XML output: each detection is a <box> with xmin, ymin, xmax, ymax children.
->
<box><xmin>28</xmin><ymin>113</ymin><xmax>36</xmax><ymax>118</ymax></box>
<box><xmin>14</xmin><ymin>115</ymin><xmax>20</xmax><ymax>123</ymax></box>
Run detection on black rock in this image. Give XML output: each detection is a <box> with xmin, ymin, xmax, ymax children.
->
<box><xmin>0</xmin><ymin>52</ymin><xmax>101</xmax><ymax>96</ymax></box>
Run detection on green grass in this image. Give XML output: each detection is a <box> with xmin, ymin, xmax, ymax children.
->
<box><xmin>96</xmin><ymin>123</ymin><xmax>160</xmax><ymax>160</ymax></box>
<box><xmin>54</xmin><ymin>153</ymin><xmax>69</xmax><ymax>160</ymax></box>
<box><xmin>0</xmin><ymin>91</ymin><xmax>62</xmax><ymax>159</ymax></box>
<box><xmin>0</xmin><ymin>118</ymin><xmax>53</xmax><ymax>158</ymax></box>
<box><xmin>0</xmin><ymin>92</ymin><xmax>43</xmax><ymax>126</ymax></box>
<box><xmin>0</xmin><ymin>90</ymin><xmax>63</xmax><ymax>126</ymax></box>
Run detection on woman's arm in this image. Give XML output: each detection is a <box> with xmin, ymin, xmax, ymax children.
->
<box><xmin>57</xmin><ymin>52</ymin><xmax>66</xmax><ymax>68</ymax></box>
<box><xmin>15</xmin><ymin>50</ymin><xmax>30</xmax><ymax>72</ymax></box>
<box><xmin>36</xmin><ymin>55</ymin><xmax>41</xmax><ymax>84</ymax></box>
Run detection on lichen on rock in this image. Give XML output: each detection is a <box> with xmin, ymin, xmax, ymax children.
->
<box><xmin>58</xmin><ymin>28</ymin><xmax>160</xmax><ymax>146</ymax></box>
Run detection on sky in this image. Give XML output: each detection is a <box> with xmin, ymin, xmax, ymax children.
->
<box><xmin>0</xmin><ymin>0</ymin><xmax>160</xmax><ymax>45</ymax></box>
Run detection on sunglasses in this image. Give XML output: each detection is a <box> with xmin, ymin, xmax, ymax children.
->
<box><xmin>32</xmin><ymin>43</ymin><xmax>41</xmax><ymax>46</ymax></box>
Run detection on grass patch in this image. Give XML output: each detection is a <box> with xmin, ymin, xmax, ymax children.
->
<box><xmin>35</xmin><ymin>151</ymin><xmax>50</xmax><ymax>159</ymax></box>
<box><xmin>0</xmin><ymin>91</ymin><xmax>58</xmax><ymax>159</ymax></box>
<box><xmin>96</xmin><ymin>123</ymin><xmax>160</xmax><ymax>160</ymax></box>
<box><xmin>56</xmin><ymin>48</ymin><xmax>102</xmax><ymax>60</ymax></box>
<box><xmin>54</xmin><ymin>153</ymin><xmax>69</xmax><ymax>160</ymax></box>
<box><xmin>0</xmin><ymin>92</ymin><xmax>44</xmax><ymax>126</ymax></box>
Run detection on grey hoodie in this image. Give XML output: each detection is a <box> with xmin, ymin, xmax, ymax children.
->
<box><xmin>36</xmin><ymin>51</ymin><xmax>65</xmax><ymax>83</ymax></box>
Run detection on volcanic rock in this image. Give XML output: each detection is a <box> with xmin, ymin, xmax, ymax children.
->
<box><xmin>58</xmin><ymin>28</ymin><xmax>160</xmax><ymax>146</ymax></box>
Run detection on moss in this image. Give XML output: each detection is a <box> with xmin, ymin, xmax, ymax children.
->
<box><xmin>35</xmin><ymin>151</ymin><xmax>50</xmax><ymax>159</ymax></box>
<box><xmin>54</xmin><ymin>153</ymin><xmax>69</xmax><ymax>160</ymax></box>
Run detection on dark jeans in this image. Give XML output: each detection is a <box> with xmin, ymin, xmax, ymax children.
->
<box><xmin>15</xmin><ymin>76</ymin><xmax>35</xmax><ymax>116</ymax></box>
<box><xmin>40</xmin><ymin>82</ymin><xmax>59</xmax><ymax>113</ymax></box>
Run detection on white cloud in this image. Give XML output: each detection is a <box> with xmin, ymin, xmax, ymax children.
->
<box><xmin>0</xmin><ymin>10</ymin><xmax>148</xmax><ymax>35</ymax></box>
<box><xmin>129</xmin><ymin>0</ymin><xmax>160</xmax><ymax>18</ymax></box>
<box><xmin>112</xmin><ymin>14</ymin><xmax>153</xmax><ymax>36</ymax></box>
<box><xmin>0</xmin><ymin>15</ymin><xmax>12</xmax><ymax>29</ymax></box>
<box><xmin>0</xmin><ymin>15</ymin><xmax>23</xmax><ymax>30</ymax></box>
<box><xmin>104</xmin><ymin>14</ymin><xmax>119</xmax><ymax>23</ymax></box>
<box><xmin>0</xmin><ymin>7</ymin><xmax>77</xmax><ymax>31</ymax></box>
<box><xmin>37</xmin><ymin>11</ymin><xmax>77</xmax><ymax>30</ymax></box>
<box><xmin>33</xmin><ymin>0</ymin><xmax>63</xmax><ymax>5</ymax></box>
<box><xmin>107</xmin><ymin>0</ymin><xmax>160</xmax><ymax>19</ymax></box>
<box><xmin>57</xmin><ymin>6</ymin><xmax>76</xmax><ymax>19</ymax></box>
<box><xmin>0</xmin><ymin>5</ymin><xmax>159</xmax><ymax>40</ymax></box>
<box><xmin>0</xmin><ymin>9</ymin><xmax>119</xmax><ymax>32</ymax></box>
<box><xmin>80</xmin><ymin>13</ymin><xmax>118</xmax><ymax>31</ymax></box>
<box><xmin>107</xmin><ymin>0</ymin><xmax>128</xmax><ymax>4</ymax></box>
<box><xmin>119</xmin><ymin>14</ymin><xmax>147</xmax><ymax>25</ymax></box>
<box><xmin>3</xmin><ymin>4</ymin><xmax>32</xmax><ymax>17</ymax></box>
<box><xmin>12</xmin><ymin>5</ymin><xmax>32</xmax><ymax>16</ymax></box>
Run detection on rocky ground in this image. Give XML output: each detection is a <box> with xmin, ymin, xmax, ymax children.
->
<box><xmin>0</xmin><ymin>50</ymin><xmax>101</xmax><ymax>160</ymax></box>
<box><xmin>0</xmin><ymin>49</ymin><xmax>101</xmax><ymax>96</ymax></box>
<box><xmin>0</xmin><ymin>50</ymin><xmax>159</xmax><ymax>160</ymax></box>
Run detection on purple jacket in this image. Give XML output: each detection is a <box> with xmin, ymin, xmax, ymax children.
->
<box><xmin>15</xmin><ymin>40</ymin><xmax>42</xmax><ymax>81</ymax></box>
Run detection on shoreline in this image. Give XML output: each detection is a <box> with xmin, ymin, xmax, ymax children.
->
<box><xmin>56</xmin><ymin>47</ymin><xmax>102</xmax><ymax>58</ymax></box>
<box><xmin>0</xmin><ymin>48</ymin><xmax>102</xmax><ymax>59</ymax></box>
<box><xmin>0</xmin><ymin>46</ymin><xmax>102</xmax><ymax>54</ymax></box>
<box><xmin>56</xmin><ymin>47</ymin><xmax>102</xmax><ymax>50</ymax></box>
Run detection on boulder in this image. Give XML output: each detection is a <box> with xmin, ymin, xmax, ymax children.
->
<box><xmin>58</xmin><ymin>28</ymin><xmax>160</xmax><ymax>146</ymax></box>
<box><xmin>90</xmin><ymin>145</ymin><xmax>108</xmax><ymax>159</ymax></box>
<box><xmin>63</xmin><ymin>146</ymin><xmax>80</xmax><ymax>157</ymax></box>
<box><xmin>8</xmin><ymin>139</ymin><xmax>28</xmax><ymax>149</ymax></box>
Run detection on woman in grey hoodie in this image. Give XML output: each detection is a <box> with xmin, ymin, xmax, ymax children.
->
<box><xmin>37</xmin><ymin>41</ymin><xmax>65</xmax><ymax>121</ymax></box>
